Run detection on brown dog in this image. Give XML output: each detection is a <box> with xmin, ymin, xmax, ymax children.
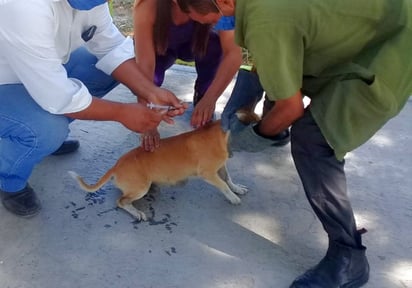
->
<box><xmin>69</xmin><ymin>111</ymin><xmax>259</xmax><ymax>221</ymax></box>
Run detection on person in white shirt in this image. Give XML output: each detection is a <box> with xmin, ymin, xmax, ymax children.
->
<box><xmin>0</xmin><ymin>0</ymin><xmax>187</xmax><ymax>217</ymax></box>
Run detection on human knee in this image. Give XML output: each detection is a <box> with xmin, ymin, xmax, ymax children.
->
<box><xmin>64</xmin><ymin>47</ymin><xmax>119</xmax><ymax>97</ymax></box>
<box><xmin>32</xmin><ymin>115</ymin><xmax>70</xmax><ymax>155</ymax></box>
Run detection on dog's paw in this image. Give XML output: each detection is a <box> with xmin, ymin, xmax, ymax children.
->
<box><xmin>135</xmin><ymin>210</ymin><xmax>148</xmax><ymax>222</ymax></box>
<box><xmin>120</xmin><ymin>203</ymin><xmax>148</xmax><ymax>221</ymax></box>
<box><xmin>227</xmin><ymin>194</ymin><xmax>241</xmax><ymax>205</ymax></box>
<box><xmin>230</xmin><ymin>183</ymin><xmax>248</xmax><ymax>195</ymax></box>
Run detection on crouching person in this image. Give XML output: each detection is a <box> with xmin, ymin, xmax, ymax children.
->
<box><xmin>0</xmin><ymin>0</ymin><xmax>186</xmax><ymax>217</ymax></box>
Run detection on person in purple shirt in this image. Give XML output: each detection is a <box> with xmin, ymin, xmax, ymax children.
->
<box><xmin>133</xmin><ymin>0</ymin><xmax>242</xmax><ymax>151</ymax></box>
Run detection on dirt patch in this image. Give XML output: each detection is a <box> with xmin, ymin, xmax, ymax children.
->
<box><xmin>112</xmin><ymin>0</ymin><xmax>134</xmax><ymax>36</ymax></box>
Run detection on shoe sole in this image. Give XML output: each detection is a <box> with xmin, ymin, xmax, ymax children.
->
<box><xmin>271</xmin><ymin>137</ymin><xmax>291</xmax><ymax>147</ymax></box>
<box><xmin>341</xmin><ymin>263</ymin><xmax>370</xmax><ymax>288</ymax></box>
<box><xmin>1</xmin><ymin>200</ymin><xmax>42</xmax><ymax>218</ymax></box>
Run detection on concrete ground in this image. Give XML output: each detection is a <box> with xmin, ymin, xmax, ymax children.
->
<box><xmin>0</xmin><ymin>65</ymin><xmax>411</xmax><ymax>288</ymax></box>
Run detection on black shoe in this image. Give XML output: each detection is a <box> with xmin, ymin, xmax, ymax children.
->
<box><xmin>0</xmin><ymin>185</ymin><xmax>41</xmax><ymax>217</ymax></box>
<box><xmin>51</xmin><ymin>139</ymin><xmax>80</xmax><ymax>155</ymax></box>
<box><xmin>290</xmin><ymin>240</ymin><xmax>369</xmax><ymax>288</ymax></box>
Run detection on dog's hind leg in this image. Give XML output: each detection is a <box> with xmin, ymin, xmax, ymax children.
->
<box><xmin>116</xmin><ymin>183</ymin><xmax>151</xmax><ymax>221</ymax></box>
<box><xmin>117</xmin><ymin>196</ymin><xmax>148</xmax><ymax>221</ymax></box>
<box><xmin>217</xmin><ymin>165</ymin><xmax>248</xmax><ymax>195</ymax></box>
<box><xmin>202</xmin><ymin>172</ymin><xmax>241</xmax><ymax>205</ymax></box>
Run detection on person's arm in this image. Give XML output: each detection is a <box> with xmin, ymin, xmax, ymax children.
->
<box><xmin>64</xmin><ymin>97</ymin><xmax>173</xmax><ymax>133</ymax></box>
<box><xmin>257</xmin><ymin>90</ymin><xmax>305</xmax><ymax>136</ymax></box>
<box><xmin>191</xmin><ymin>29</ymin><xmax>242</xmax><ymax>127</ymax></box>
<box><xmin>111</xmin><ymin>58</ymin><xmax>185</xmax><ymax>112</ymax></box>
<box><xmin>88</xmin><ymin>1</ymin><xmax>180</xmax><ymax>108</ymax></box>
<box><xmin>1</xmin><ymin>1</ymin><xmax>183</xmax><ymax>136</ymax></box>
<box><xmin>133</xmin><ymin>0</ymin><xmax>157</xmax><ymax>82</ymax></box>
<box><xmin>132</xmin><ymin>0</ymin><xmax>169</xmax><ymax>151</ymax></box>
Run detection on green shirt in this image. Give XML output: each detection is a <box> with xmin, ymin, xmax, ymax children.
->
<box><xmin>235</xmin><ymin>0</ymin><xmax>412</xmax><ymax>159</ymax></box>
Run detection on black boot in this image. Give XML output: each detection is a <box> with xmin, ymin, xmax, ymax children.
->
<box><xmin>290</xmin><ymin>238</ymin><xmax>369</xmax><ymax>288</ymax></box>
<box><xmin>0</xmin><ymin>184</ymin><xmax>41</xmax><ymax>217</ymax></box>
<box><xmin>51</xmin><ymin>139</ymin><xmax>80</xmax><ymax>155</ymax></box>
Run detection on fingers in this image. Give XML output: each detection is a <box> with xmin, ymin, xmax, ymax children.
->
<box><xmin>140</xmin><ymin>129</ymin><xmax>160</xmax><ymax>152</ymax></box>
<box><xmin>140</xmin><ymin>134</ymin><xmax>152</xmax><ymax>152</ymax></box>
<box><xmin>150</xmin><ymin>87</ymin><xmax>188</xmax><ymax>112</ymax></box>
<box><xmin>148</xmin><ymin>101</ymin><xmax>188</xmax><ymax>126</ymax></box>
<box><xmin>169</xmin><ymin>101</ymin><xmax>189</xmax><ymax>116</ymax></box>
<box><xmin>168</xmin><ymin>93</ymin><xmax>188</xmax><ymax>109</ymax></box>
<box><xmin>191</xmin><ymin>105</ymin><xmax>214</xmax><ymax>128</ymax></box>
<box><xmin>120</xmin><ymin>104</ymin><xmax>157</xmax><ymax>133</ymax></box>
<box><xmin>146</xmin><ymin>101</ymin><xmax>188</xmax><ymax>117</ymax></box>
<box><xmin>161</xmin><ymin>114</ymin><xmax>175</xmax><ymax>125</ymax></box>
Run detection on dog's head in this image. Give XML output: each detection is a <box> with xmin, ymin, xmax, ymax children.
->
<box><xmin>225</xmin><ymin>109</ymin><xmax>261</xmax><ymax>157</ymax></box>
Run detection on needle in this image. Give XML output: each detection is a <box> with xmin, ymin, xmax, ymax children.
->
<box><xmin>146</xmin><ymin>102</ymin><xmax>176</xmax><ymax>111</ymax></box>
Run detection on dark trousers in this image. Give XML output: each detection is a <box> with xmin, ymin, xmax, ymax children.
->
<box><xmin>291</xmin><ymin>109</ymin><xmax>360</xmax><ymax>247</ymax></box>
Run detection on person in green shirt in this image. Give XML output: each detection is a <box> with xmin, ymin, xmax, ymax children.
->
<box><xmin>176</xmin><ymin>0</ymin><xmax>412</xmax><ymax>287</ymax></box>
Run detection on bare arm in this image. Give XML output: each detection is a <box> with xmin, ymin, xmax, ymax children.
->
<box><xmin>111</xmin><ymin>58</ymin><xmax>184</xmax><ymax>109</ymax></box>
<box><xmin>191</xmin><ymin>29</ymin><xmax>242</xmax><ymax>127</ymax></box>
<box><xmin>257</xmin><ymin>90</ymin><xmax>305</xmax><ymax>136</ymax></box>
<box><xmin>132</xmin><ymin>0</ymin><xmax>165</xmax><ymax>151</ymax></box>
<box><xmin>133</xmin><ymin>0</ymin><xmax>157</xmax><ymax>83</ymax></box>
<box><xmin>64</xmin><ymin>97</ymin><xmax>169</xmax><ymax>133</ymax></box>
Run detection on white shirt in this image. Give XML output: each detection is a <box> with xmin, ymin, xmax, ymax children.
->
<box><xmin>0</xmin><ymin>0</ymin><xmax>135</xmax><ymax>114</ymax></box>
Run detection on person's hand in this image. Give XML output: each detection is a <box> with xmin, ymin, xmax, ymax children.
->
<box><xmin>118</xmin><ymin>103</ymin><xmax>167</xmax><ymax>133</ymax></box>
<box><xmin>229</xmin><ymin>122</ymin><xmax>290</xmax><ymax>153</ymax></box>
<box><xmin>140</xmin><ymin>128</ymin><xmax>160</xmax><ymax>152</ymax></box>
<box><xmin>147</xmin><ymin>87</ymin><xmax>188</xmax><ymax>117</ymax></box>
<box><xmin>190</xmin><ymin>97</ymin><xmax>216</xmax><ymax>128</ymax></box>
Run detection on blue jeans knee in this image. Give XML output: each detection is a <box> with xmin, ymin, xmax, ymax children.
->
<box><xmin>1</xmin><ymin>46</ymin><xmax>118</xmax><ymax>192</ymax></box>
<box><xmin>0</xmin><ymin>84</ymin><xmax>69</xmax><ymax>192</ymax></box>
<box><xmin>64</xmin><ymin>46</ymin><xmax>119</xmax><ymax>97</ymax></box>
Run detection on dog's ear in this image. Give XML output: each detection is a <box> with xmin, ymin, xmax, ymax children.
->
<box><xmin>235</xmin><ymin>109</ymin><xmax>261</xmax><ymax>125</ymax></box>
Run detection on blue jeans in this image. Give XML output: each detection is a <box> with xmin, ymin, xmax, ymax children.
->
<box><xmin>0</xmin><ymin>47</ymin><xmax>119</xmax><ymax>192</ymax></box>
<box><xmin>221</xmin><ymin>69</ymin><xmax>264</xmax><ymax>131</ymax></box>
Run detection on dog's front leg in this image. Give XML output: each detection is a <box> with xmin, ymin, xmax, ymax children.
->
<box><xmin>202</xmin><ymin>172</ymin><xmax>242</xmax><ymax>205</ymax></box>
<box><xmin>217</xmin><ymin>165</ymin><xmax>248</xmax><ymax>195</ymax></box>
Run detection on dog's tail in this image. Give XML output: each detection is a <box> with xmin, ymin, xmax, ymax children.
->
<box><xmin>68</xmin><ymin>169</ymin><xmax>114</xmax><ymax>193</ymax></box>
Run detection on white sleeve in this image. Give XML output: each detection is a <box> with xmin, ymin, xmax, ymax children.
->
<box><xmin>84</xmin><ymin>5</ymin><xmax>135</xmax><ymax>75</ymax></box>
<box><xmin>0</xmin><ymin>0</ymin><xmax>92</xmax><ymax>114</ymax></box>
<box><xmin>95</xmin><ymin>36</ymin><xmax>135</xmax><ymax>74</ymax></box>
